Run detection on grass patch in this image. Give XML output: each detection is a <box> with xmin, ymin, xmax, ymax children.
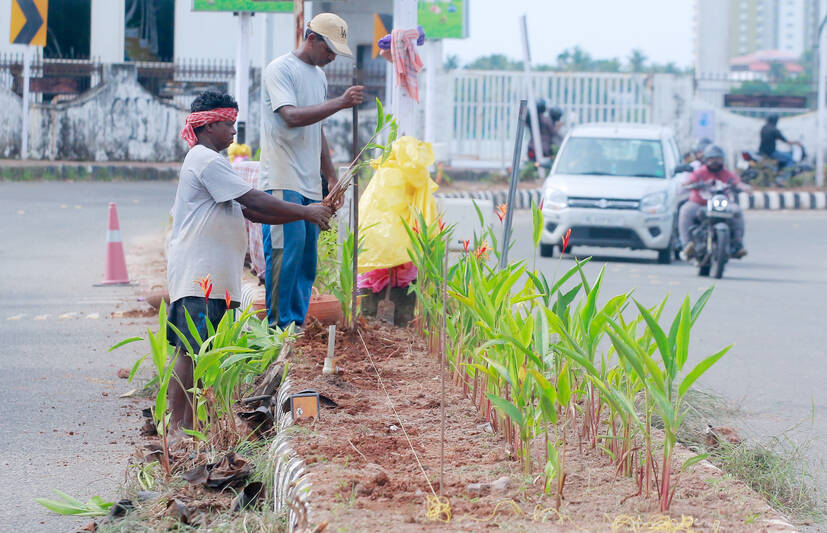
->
<box><xmin>659</xmin><ymin>388</ymin><xmax>825</xmax><ymax>523</ymax></box>
<box><xmin>714</xmin><ymin>437</ymin><xmax>823</xmax><ymax>522</ymax></box>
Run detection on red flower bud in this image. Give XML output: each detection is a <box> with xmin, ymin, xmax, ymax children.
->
<box><xmin>561</xmin><ymin>228</ymin><xmax>572</xmax><ymax>254</ymax></box>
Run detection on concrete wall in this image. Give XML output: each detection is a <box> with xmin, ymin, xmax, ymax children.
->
<box><xmin>0</xmin><ymin>85</ymin><xmax>22</xmax><ymax>157</ymax></box>
<box><xmin>27</xmin><ymin>64</ymin><xmax>188</xmax><ymax>161</ymax></box>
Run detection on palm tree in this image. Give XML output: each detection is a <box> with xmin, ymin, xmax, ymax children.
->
<box><xmin>628</xmin><ymin>49</ymin><xmax>647</xmax><ymax>73</ymax></box>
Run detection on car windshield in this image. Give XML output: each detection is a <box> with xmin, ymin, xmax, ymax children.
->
<box><xmin>553</xmin><ymin>137</ymin><xmax>666</xmax><ymax>178</ymax></box>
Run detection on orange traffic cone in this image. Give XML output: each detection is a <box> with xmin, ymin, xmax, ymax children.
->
<box><xmin>98</xmin><ymin>202</ymin><xmax>131</xmax><ymax>285</ymax></box>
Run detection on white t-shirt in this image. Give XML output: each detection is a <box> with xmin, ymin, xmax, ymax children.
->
<box><xmin>259</xmin><ymin>52</ymin><xmax>327</xmax><ymax>201</ymax></box>
<box><xmin>167</xmin><ymin>144</ymin><xmax>253</xmax><ymax>303</ymax></box>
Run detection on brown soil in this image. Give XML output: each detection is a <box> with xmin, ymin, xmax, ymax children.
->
<box><xmin>287</xmin><ymin>320</ymin><xmax>792</xmax><ymax>532</ymax></box>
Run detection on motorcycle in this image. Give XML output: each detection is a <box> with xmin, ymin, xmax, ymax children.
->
<box><xmin>738</xmin><ymin>145</ymin><xmax>812</xmax><ymax>187</ymax></box>
<box><xmin>686</xmin><ymin>182</ymin><xmax>740</xmax><ymax>279</ymax></box>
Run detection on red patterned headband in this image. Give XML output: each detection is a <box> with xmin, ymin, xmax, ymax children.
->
<box><xmin>180</xmin><ymin>107</ymin><xmax>238</xmax><ymax>147</ymax></box>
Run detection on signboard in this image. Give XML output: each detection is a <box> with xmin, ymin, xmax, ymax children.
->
<box><xmin>192</xmin><ymin>0</ymin><xmax>293</xmax><ymax>13</ymax></box>
<box><xmin>692</xmin><ymin>110</ymin><xmax>715</xmax><ymax>141</ymax></box>
<box><xmin>724</xmin><ymin>93</ymin><xmax>807</xmax><ymax>109</ymax></box>
<box><xmin>418</xmin><ymin>0</ymin><xmax>468</xmax><ymax>39</ymax></box>
<box><xmin>9</xmin><ymin>0</ymin><xmax>48</xmax><ymax>46</ymax></box>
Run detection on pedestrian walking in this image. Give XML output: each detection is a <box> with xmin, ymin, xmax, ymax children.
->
<box><xmin>259</xmin><ymin>12</ymin><xmax>364</xmax><ymax>330</ymax></box>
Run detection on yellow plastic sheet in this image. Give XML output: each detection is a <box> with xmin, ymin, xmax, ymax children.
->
<box><xmin>357</xmin><ymin>136</ymin><xmax>439</xmax><ymax>273</ymax></box>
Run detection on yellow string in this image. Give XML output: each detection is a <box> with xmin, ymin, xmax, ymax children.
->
<box><xmin>464</xmin><ymin>499</ymin><xmax>525</xmax><ymax>522</ymax></box>
<box><xmin>357</xmin><ymin>329</ymin><xmax>452</xmax><ymax>523</ymax></box>
<box><xmin>610</xmin><ymin>514</ymin><xmax>718</xmax><ymax>533</ymax></box>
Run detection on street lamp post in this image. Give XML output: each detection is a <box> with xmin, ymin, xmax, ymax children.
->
<box><xmin>816</xmin><ymin>15</ymin><xmax>827</xmax><ymax>187</ymax></box>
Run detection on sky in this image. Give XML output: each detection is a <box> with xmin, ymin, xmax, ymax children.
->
<box><xmin>442</xmin><ymin>0</ymin><xmax>694</xmax><ymax>68</ymax></box>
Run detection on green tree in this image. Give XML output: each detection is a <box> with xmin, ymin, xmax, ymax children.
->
<box><xmin>444</xmin><ymin>54</ymin><xmax>460</xmax><ymax>70</ymax></box>
<box><xmin>627</xmin><ymin>49</ymin><xmax>647</xmax><ymax>73</ymax></box>
<box><xmin>464</xmin><ymin>53</ymin><xmax>523</xmax><ymax>70</ymax></box>
<box><xmin>557</xmin><ymin>46</ymin><xmax>593</xmax><ymax>71</ymax></box>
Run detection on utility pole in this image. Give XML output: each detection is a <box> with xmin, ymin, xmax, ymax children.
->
<box><xmin>817</xmin><ymin>15</ymin><xmax>827</xmax><ymax>187</ymax></box>
<box><xmin>234</xmin><ymin>12</ymin><xmax>251</xmax><ymax>144</ymax></box>
<box><xmin>392</xmin><ymin>0</ymin><xmax>418</xmax><ymax>136</ymax></box>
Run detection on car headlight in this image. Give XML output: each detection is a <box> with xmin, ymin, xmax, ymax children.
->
<box><xmin>640</xmin><ymin>192</ymin><xmax>667</xmax><ymax>214</ymax></box>
<box><xmin>543</xmin><ymin>187</ymin><xmax>568</xmax><ymax>210</ymax></box>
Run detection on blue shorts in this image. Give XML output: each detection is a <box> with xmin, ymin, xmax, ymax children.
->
<box><xmin>166</xmin><ymin>296</ymin><xmax>231</xmax><ymax>351</ymax></box>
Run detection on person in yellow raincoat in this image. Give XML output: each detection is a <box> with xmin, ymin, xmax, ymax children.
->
<box><xmin>357</xmin><ymin>136</ymin><xmax>440</xmax><ymax>273</ymax></box>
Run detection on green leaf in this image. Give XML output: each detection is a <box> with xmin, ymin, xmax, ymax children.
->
<box><xmin>108</xmin><ymin>336</ymin><xmax>143</xmax><ymax>352</ymax></box>
<box><xmin>485</xmin><ymin>393</ymin><xmax>525</xmax><ymax>427</ymax></box>
<box><xmin>634</xmin><ymin>300</ymin><xmax>674</xmax><ymax>379</ymax></box>
<box><xmin>675</xmin><ymin>296</ymin><xmax>692</xmax><ymax>371</ymax></box>
<box><xmin>557</xmin><ymin>362</ymin><xmax>572</xmax><ymax>405</ymax></box>
<box><xmin>182</xmin><ymin>428</ymin><xmax>209</xmax><ymax>441</ymax></box>
<box><xmin>128</xmin><ymin>353</ymin><xmax>149</xmax><ymax>382</ymax></box>
<box><xmin>681</xmin><ymin>453</ymin><xmax>711</xmax><ymax>472</ymax></box>
<box><xmin>690</xmin><ymin>286</ymin><xmax>714</xmax><ymax>327</ymax></box>
<box><xmin>678</xmin><ymin>345</ymin><xmax>731</xmax><ymax>397</ymax></box>
<box><xmin>531</xmin><ymin>200</ymin><xmax>543</xmax><ymax>248</ymax></box>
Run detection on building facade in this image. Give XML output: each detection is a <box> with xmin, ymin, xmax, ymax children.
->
<box><xmin>695</xmin><ymin>0</ymin><xmax>827</xmax><ymax>74</ymax></box>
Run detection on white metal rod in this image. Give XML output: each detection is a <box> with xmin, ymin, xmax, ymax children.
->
<box><xmin>520</xmin><ymin>15</ymin><xmax>545</xmax><ymax>177</ymax></box>
<box><xmin>21</xmin><ymin>47</ymin><xmax>32</xmax><ymax>160</ymax></box>
<box><xmin>818</xmin><ymin>22</ymin><xmax>827</xmax><ymax>187</ymax></box>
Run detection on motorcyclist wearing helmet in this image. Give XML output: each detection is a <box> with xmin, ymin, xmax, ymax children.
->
<box><xmin>548</xmin><ymin>107</ymin><xmax>565</xmax><ymax>155</ymax></box>
<box><xmin>526</xmin><ymin>99</ymin><xmax>555</xmax><ymax>162</ymax></box>
<box><xmin>689</xmin><ymin>137</ymin><xmax>712</xmax><ymax>170</ymax></box>
<box><xmin>679</xmin><ymin>144</ymin><xmax>751</xmax><ymax>260</ymax></box>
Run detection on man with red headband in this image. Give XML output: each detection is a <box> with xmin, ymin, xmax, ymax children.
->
<box><xmin>260</xmin><ymin>13</ymin><xmax>364</xmax><ymax>330</ymax></box>
<box><xmin>167</xmin><ymin>91</ymin><xmax>332</xmax><ymax>434</ymax></box>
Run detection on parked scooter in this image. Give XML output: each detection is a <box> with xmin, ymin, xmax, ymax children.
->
<box><xmin>738</xmin><ymin>145</ymin><xmax>812</xmax><ymax>187</ymax></box>
<box><xmin>685</xmin><ymin>182</ymin><xmax>740</xmax><ymax>279</ymax></box>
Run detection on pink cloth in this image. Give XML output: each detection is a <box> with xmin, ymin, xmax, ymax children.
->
<box><xmin>358</xmin><ymin>263</ymin><xmax>418</xmax><ymax>293</ymax></box>
<box><xmin>390</xmin><ymin>29</ymin><xmax>424</xmax><ymax>102</ymax></box>
<box><xmin>232</xmin><ymin>160</ymin><xmax>266</xmax><ymax>279</ymax></box>
<box><xmin>684</xmin><ymin>165</ymin><xmax>742</xmax><ymax>205</ymax></box>
<box><xmin>180</xmin><ymin>107</ymin><xmax>238</xmax><ymax>147</ymax></box>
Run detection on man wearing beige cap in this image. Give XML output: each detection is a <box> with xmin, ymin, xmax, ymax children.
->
<box><xmin>260</xmin><ymin>13</ymin><xmax>364</xmax><ymax>330</ymax></box>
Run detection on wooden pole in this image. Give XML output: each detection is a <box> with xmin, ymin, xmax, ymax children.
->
<box><xmin>294</xmin><ymin>0</ymin><xmax>305</xmax><ymax>49</ymax></box>
<box><xmin>351</xmin><ymin>67</ymin><xmax>360</xmax><ymax>330</ymax></box>
<box><xmin>439</xmin><ymin>238</ymin><xmax>448</xmax><ymax>497</ymax></box>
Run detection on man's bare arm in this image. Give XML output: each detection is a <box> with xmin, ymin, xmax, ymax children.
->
<box><xmin>237</xmin><ymin>189</ymin><xmax>331</xmax><ymax>227</ymax></box>
<box><xmin>278</xmin><ymin>86</ymin><xmax>364</xmax><ymax>128</ymax></box>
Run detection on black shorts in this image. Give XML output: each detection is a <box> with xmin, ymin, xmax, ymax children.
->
<box><xmin>166</xmin><ymin>296</ymin><xmax>230</xmax><ymax>352</ymax></box>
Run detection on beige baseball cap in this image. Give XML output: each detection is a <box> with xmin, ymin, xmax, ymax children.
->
<box><xmin>307</xmin><ymin>13</ymin><xmax>353</xmax><ymax>58</ymax></box>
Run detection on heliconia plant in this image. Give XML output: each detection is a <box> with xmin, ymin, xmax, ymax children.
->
<box><xmin>400</xmin><ymin>197</ymin><xmax>730</xmax><ymax>513</ymax></box>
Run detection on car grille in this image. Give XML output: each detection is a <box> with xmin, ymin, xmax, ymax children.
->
<box><xmin>567</xmin><ymin>197</ymin><xmax>640</xmax><ymax>210</ymax></box>
<box><xmin>570</xmin><ymin>226</ymin><xmax>645</xmax><ymax>249</ymax></box>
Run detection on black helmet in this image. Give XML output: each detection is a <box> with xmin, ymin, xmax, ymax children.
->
<box><xmin>693</xmin><ymin>137</ymin><xmax>712</xmax><ymax>154</ymax></box>
<box><xmin>549</xmin><ymin>107</ymin><xmax>563</xmax><ymax>121</ymax></box>
<box><xmin>702</xmin><ymin>144</ymin><xmax>725</xmax><ymax>160</ymax></box>
<box><xmin>766</xmin><ymin>114</ymin><xmax>779</xmax><ymax>125</ymax></box>
<box><xmin>536</xmin><ymin>98</ymin><xmax>547</xmax><ymax>115</ymax></box>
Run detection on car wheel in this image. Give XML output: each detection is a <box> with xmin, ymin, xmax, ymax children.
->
<box><xmin>657</xmin><ymin>247</ymin><xmax>672</xmax><ymax>264</ymax></box>
<box><xmin>539</xmin><ymin>243</ymin><xmax>555</xmax><ymax>257</ymax></box>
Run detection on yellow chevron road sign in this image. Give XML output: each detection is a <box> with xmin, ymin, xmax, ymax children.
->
<box><xmin>9</xmin><ymin>0</ymin><xmax>48</xmax><ymax>47</ymax></box>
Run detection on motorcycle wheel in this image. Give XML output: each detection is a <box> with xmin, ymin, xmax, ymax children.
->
<box><xmin>698</xmin><ymin>263</ymin><xmax>710</xmax><ymax>277</ymax></box>
<box><xmin>711</xmin><ymin>225</ymin><xmax>729</xmax><ymax>279</ymax></box>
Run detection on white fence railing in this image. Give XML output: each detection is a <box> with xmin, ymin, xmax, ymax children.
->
<box><xmin>450</xmin><ymin>71</ymin><xmax>654</xmax><ymax>167</ymax></box>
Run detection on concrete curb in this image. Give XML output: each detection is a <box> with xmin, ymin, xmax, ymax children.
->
<box><xmin>435</xmin><ymin>189</ymin><xmax>827</xmax><ymax>211</ymax></box>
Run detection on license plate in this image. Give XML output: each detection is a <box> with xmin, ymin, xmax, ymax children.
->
<box><xmin>583</xmin><ymin>214</ymin><xmax>622</xmax><ymax>227</ymax></box>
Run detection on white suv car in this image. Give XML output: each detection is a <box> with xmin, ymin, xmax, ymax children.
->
<box><xmin>540</xmin><ymin>123</ymin><xmax>690</xmax><ymax>263</ymax></box>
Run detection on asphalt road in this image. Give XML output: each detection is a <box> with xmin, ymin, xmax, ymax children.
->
<box><xmin>1</xmin><ymin>182</ymin><xmax>177</xmax><ymax>532</ymax></box>
<box><xmin>1</xmin><ymin>182</ymin><xmax>824</xmax><ymax>531</ymax></box>
<box><xmin>508</xmin><ymin>209</ymin><xmax>827</xmax><ymax>491</ymax></box>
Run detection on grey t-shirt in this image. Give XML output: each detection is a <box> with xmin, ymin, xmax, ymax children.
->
<box><xmin>167</xmin><ymin>144</ymin><xmax>253</xmax><ymax>303</ymax></box>
<box><xmin>259</xmin><ymin>52</ymin><xmax>327</xmax><ymax>201</ymax></box>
